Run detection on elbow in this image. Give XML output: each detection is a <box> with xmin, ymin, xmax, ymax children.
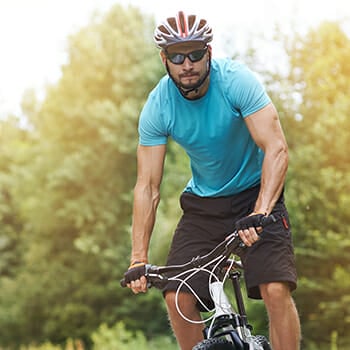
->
<box><xmin>134</xmin><ymin>182</ymin><xmax>161</xmax><ymax>208</ymax></box>
<box><xmin>264</xmin><ymin>141</ymin><xmax>288</xmax><ymax>170</ymax></box>
<box><xmin>264</xmin><ymin>139</ymin><xmax>288</xmax><ymax>158</ymax></box>
<box><xmin>151</xmin><ymin>185</ymin><xmax>161</xmax><ymax>207</ymax></box>
<box><xmin>282</xmin><ymin>141</ymin><xmax>289</xmax><ymax>159</ymax></box>
<box><xmin>278</xmin><ymin>143</ymin><xmax>289</xmax><ymax>170</ymax></box>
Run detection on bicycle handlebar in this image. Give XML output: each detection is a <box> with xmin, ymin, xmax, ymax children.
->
<box><xmin>120</xmin><ymin>214</ymin><xmax>277</xmax><ymax>288</ymax></box>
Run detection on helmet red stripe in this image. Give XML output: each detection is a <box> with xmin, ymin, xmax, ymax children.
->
<box><xmin>177</xmin><ymin>11</ymin><xmax>188</xmax><ymax>38</ymax></box>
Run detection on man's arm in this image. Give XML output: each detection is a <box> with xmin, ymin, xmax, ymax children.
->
<box><xmin>131</xmin><ymin>144</ymin><xmax>167</xmax><ymax>264</ymax></box>
<box><xmin>245</xmin><ymin>102</ymin><xmax>288</xmax><ymax>215</ymax></box>
<box><xmin>127</xmin><ymin>144</ymin><xmax>166</xmax><ymax>293</ymax></box>
<box><xmin>238</xmin><ymin>103</ymin><xmax>288</xmax><ymax>247</ymax></box>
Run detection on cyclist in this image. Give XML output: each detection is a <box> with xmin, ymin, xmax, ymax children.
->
<box><xmin>124</xmin><ymin>11</ymin><xmax>301</xmax><ymax>350</ymax></box>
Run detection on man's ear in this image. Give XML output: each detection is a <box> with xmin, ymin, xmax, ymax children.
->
<box><xmin>208</xmin><ymin>45</ymin><xmax>212</xmax><ymax>57</ymax></box>
<box><xmin>160</xmin><ymin>50</ymin><xmax>167</xmax><ymax>65</ymax></box>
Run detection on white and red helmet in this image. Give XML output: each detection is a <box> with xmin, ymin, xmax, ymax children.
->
<box><xmin>154</xmin><ymin>11</ymin><xmax>213</xmax><ymax>49</ymax></box>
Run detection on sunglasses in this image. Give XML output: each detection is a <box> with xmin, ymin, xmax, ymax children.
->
<box><xmin>165</xmin><ymin>47</ymin><xmax>208</xmax><ymax>65</ymax></box>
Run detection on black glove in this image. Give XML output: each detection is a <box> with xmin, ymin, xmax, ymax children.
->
<box><xmin>123</xmin><ymin>262</ymin><xmax>146</xmax><ymax>284</ymax></box>
<box><xmin>235</xmin><ymin>213</ymin><xmax>265</xmax><ymax>231</ymax></box>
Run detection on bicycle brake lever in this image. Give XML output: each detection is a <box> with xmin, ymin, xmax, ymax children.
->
<box><xmin>224</xmin><ymin>214</ymin><xmax>278</xmax><ymax>255</ymax></box>
<box><xmin>224</xmin><ymin>230</ymin><xmax>246</xmax><ymax>255</ymax></box>
<box><xmin>146</xmin><ymin>273</ymin><xmax>169</xmax><ymax>289</ymax></box>
<box><xmin>261</xmin><ymin>214</ymin><xmax>277</xmax><ymax>227</ymax></box>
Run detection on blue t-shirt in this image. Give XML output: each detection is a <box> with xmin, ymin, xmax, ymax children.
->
<box><xmin>138</xmin><ymin>58</ymin><xmax>271</xmax><ymax>197</ymax></box>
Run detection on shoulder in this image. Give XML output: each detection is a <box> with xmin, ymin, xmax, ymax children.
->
<box><xmin>211</xmin><ymin>58</ymin><xmax>247</xmax><ymax>74</ymax></box>
<box><xmin>148</xmin><ymin>75</ymin><xmax>175</xmax><ymax>101</ymax></box>
<box><xmin>211</xmin><ymin>58</ymin><xmax>270</xmax><ymax>116</ymax></box>
<box><xmin>141</xmin><ymin>74</ymin><xmax>176</xmax><ymax>121</ymax></box>
<box><xmin>138</xmin><ymin>76</ymin><xmax>176</xmax><ymax>146</ymax></box>
<box><xmin>211</xmin><ymin>58</ymin><xmax>262</xmax><ymax>84</ymax></box>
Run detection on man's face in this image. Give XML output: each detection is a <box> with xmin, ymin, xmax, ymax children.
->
<box><xmin>161</xmin><ymin>41</ymin><xmax>211</xmax><ymax>91</ymax></box>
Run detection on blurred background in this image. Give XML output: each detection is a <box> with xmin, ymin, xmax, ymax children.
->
<box><xmin>0</xmin><ymin>0</ymin><xmax>349</xmax><ymax>349</ymax></box>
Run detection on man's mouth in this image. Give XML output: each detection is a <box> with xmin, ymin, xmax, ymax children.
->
<box><xmin>180</xmin><ymin>73</ymin><xmax>199</xmax><ymax>79</ymax></box>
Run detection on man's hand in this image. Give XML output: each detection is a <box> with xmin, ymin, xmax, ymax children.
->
<box><xmin>235</xmin><ymin>213</ymin><xmax>265</xmax><ymax>247</ymax></box>
<box><xmin>123</xmin><ymin>262</ymin><xmax>148</xmax><ymax>294</ymax></box>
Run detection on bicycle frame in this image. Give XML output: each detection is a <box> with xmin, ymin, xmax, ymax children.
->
<box><xmin>203</xmin><ymin>263</ymin><xmax>264</xmax><ymax>349</ymax></box>
<box><xmin>121</xmin><ymin>216</ymin><xmax>276</xmax><ymax>349</ymax></box>
<box><xmin>122</xmin><ymin>255</ymin><xmax>270</xmax><ymax>349</ymax></box>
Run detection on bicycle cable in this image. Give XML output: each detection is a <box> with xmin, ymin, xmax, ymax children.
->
<box><xmin>174</xmin><ymin>255</ymin><xmax>223</xmax><ymax>322</ymax></box>
<box><xmin>171</xmin><ymin>253</ymin><xmax>235</xmax><ymax>325</ymax></box>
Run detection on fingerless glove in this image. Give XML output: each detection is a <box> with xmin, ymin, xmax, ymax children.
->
<box><xmin>123</xmin><ymin>262</ymin><xmax>146</xmax><ymax>284</ymax></box>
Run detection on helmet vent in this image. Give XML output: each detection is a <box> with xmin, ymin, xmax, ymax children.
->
<box><xmin>165</xmin><ymin>17</ymin><xmax>177</xmax><ymax>33</ymax></box>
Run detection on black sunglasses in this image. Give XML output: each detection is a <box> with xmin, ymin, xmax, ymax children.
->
<box><xmin>165</xmin><ymin>47</ymin><xmax>208</xmax><ymax>65</ymax></box>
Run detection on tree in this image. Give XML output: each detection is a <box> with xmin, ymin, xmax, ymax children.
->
<box><xmin>0</xmin><ymin>4</ymin><xmax>167</xmax><ymax>348</ymax></box>
<box><xmin>238</xmin><ymin>21</ymin><xmax>350</xmax><ymax>348</ymax></box>
<box><xmin>284</xmin><ymin>22</ymin><xmax>350</xmax><ymax>349</ymax></box>
<box><xmin>0</xmin><ymin>117</ymin><xmax>26</xmax><ymax>278</ymax></box>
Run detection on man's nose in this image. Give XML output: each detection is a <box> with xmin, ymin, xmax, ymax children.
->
<box><xmin>182</xmin><ymin>56</ymin><xmax>194</xmax><ymax>68</ymax></box>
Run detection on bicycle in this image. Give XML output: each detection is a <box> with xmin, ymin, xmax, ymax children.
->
<box><xmin>121</xmin><ymin>215</ymin><xmax>276</xmax><ymax>349</ymax></box>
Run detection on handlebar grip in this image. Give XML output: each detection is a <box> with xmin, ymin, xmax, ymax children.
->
<box><xmin>120</xmin><ymin>264</ymin><xmax>155</xmax><ymax>288</ymax></box>
<box><xmin>120</xmin><ymin>278</ymin><xmax>127</xmax><ymax>288</ymax></box>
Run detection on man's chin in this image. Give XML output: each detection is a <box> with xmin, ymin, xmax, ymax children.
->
<box><xmin>179</xmin><ymin>82</ymin><xmax>198</xmax><ymax>90</ymax></box>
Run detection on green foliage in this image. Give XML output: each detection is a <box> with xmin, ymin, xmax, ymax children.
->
<box><xmin>91</xmin><ymin>321</ymin><xmax>177</xmax><ymax>350</ymax></box>
<box><xmin>0</xmin><ymin>117</ymin><xmax>25</xmax><ymax>278</ymax></box>
<box><xmin>0</xmin><ymin>4</ymin><xmax>166</xmax><ymax>348</ymax></box>
<box><xmin>20</xmin><ymin>343</ymin><xmax>62</xmax><ymax>350</ymax></box>
<box><xmin>282</xmin><ymin>21</ymin><xmax>350</xmax><ymax>349</ymax></box>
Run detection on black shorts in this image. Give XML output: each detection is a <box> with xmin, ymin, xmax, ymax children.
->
<box><xmin>163</xmin><ymin>185</ymin><xmax>297</xmax><ymax>309</ymax></box>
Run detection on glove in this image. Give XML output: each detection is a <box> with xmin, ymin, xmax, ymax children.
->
<box><xmin>123</xmin><ymin>262</ymin><xmax>146</xmax><ymax>284</ymax></box>
<box><xmin>235</xmin><ymin>213</ymin><xmax>265</xmax><ymax>231</ymax></box>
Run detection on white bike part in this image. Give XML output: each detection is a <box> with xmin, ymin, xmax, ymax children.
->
<box><xmin>209</xmin><ymin>281</ymin><xmax>233</xmax><ymax>317</ymax></box>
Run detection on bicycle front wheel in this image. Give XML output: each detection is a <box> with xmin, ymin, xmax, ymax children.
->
<box><xmin>253</xmin><ymin>335</ymin><xmax>272</xmax><ymax>350</ymax></box>
<box><xmin>192</xmin><ymin>338</ymin><xmax>236</xmax><ymax>350</ymax></box>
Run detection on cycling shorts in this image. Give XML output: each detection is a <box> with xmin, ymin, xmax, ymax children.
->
<box><xmin>162</xmin><ymin>185</ymin><xmax>297</xmax><ymax>310</ymax></box>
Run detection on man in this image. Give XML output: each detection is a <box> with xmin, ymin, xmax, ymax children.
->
<box><xmin>124</xmin><ymin>11</ymin><xmax>301</xmax><ymax>350</ymax></box>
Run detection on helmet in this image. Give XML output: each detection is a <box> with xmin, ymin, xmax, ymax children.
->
<box><xmin>154</xmin><ymin>11</ymin><xmax>213</xmax><ymax>49</ymax></box>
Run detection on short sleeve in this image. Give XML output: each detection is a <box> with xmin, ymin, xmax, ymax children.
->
<box><xmin>138</xmin><ymin>92</ymin><xmax>168</xmax><ymax>146</ymax></box>
<box><xmin>231</xmin><ymin>64</ymin><xmax>271</xmax><ymax>117</ymax></box>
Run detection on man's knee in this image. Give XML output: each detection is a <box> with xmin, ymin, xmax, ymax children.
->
<box><xmin>260</xmin><ymin>282</ymin><xmax>293</xmax><ymax>308</ymax></box>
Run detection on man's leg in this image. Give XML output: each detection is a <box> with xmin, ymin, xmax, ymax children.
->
<box><xmin>260</xmin><ymin>282</ymin><xmax>301</xmax><ymax>350</ymax></box>
<box><xmin>165</xmin><ymin>291</ymin><xmax>204</xmax><ymax>350</ymax></box>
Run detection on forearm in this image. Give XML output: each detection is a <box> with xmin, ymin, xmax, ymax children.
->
<box><xmin>130</xmin><ymin>182</ymin><xmax>160</xmax><ymax>264</ymax></box>
<box><xmin>254</xmin><ymin>146</ymin><xmax>288</xmax><ymax>215</ymax></box>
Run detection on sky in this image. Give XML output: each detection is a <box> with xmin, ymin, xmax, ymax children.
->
<box><xmin>0</xmin><ymin>0</ymin><xmax>349</xmax><ymax>118</ymax></box>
